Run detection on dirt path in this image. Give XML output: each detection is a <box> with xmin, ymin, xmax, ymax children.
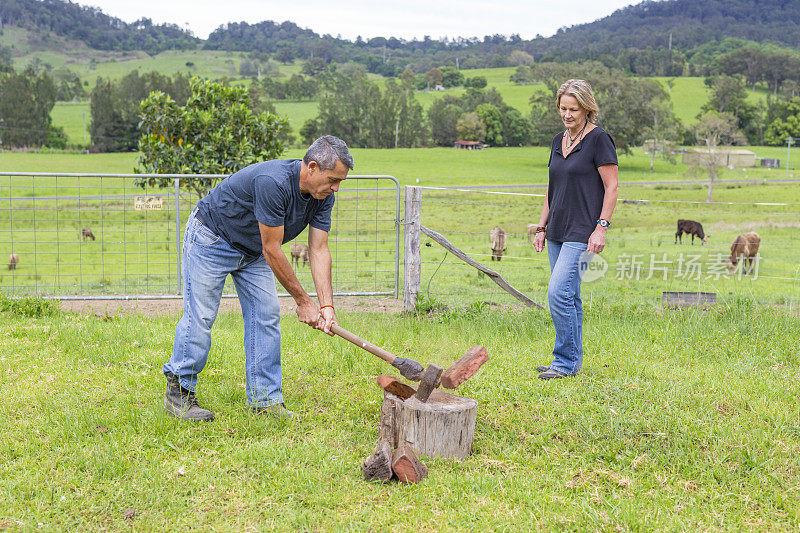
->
<box><xmin>58</xmin><ymin>295</ymin><xmax>404</xmax><ymax>317</ymax></box>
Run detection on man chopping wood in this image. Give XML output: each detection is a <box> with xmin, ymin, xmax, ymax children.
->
<box><xmin>162</xmin><ymin>135</ymin><xmax>353</xmax><ymax>421</ymax></box>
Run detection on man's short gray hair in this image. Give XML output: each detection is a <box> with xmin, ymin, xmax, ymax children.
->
<box><xmin>303</xmin><ymin>135</ymin><xmax>354</xmax><ymax>170</ymax></box>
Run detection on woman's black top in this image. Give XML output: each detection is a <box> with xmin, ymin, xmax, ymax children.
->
<box><xmin>546</xmin><ymin>127</ymin><xmax>617</xmax><ymax>244</ymax></box>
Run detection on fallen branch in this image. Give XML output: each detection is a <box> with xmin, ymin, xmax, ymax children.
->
<box><xmin>420</xmin><ymin>225</ymin><xmax>544</xmax><ymax>309</ymax></box>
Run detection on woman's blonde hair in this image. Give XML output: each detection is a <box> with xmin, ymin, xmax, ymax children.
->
<box><xmin>556</xmin><ymin>79</ymin><xmax>599</xmax><ymax>122</ymax></box>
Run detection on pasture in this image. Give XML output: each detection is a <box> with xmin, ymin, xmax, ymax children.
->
<box><xmin>1</xmin><ymin>148</ymin><xmax>799</xmax><ymax>529</ymax></box>
<box><xmin>1</xmin><ymin>297</ymin><xmax>799</xmax><ymax>529</ymax></box>
<box><xmin>1</xmin><ymin>146</ymin><xmax>797</xmax><ymax>299</ymax></box>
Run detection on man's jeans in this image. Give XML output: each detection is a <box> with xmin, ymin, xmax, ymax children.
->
<box><xmin>547</xmin><ymin>241</ymin><xmax>593</xmax><ymax>375</ymax></box>
<box><xmin>163</xmin><ymin>211</ymin><xmax>283</xmax><ymax>408</ymax></box>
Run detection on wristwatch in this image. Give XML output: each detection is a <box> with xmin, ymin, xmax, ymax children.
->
<box><xmin>596</xmin><ymin>218</ymin><xmax>611</xmax><ymax>228</ymax></box>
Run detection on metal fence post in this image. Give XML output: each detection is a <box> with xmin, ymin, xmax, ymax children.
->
<box><xmin>174</xmin><ymin>178</ymin><xmax>182</xmax><ymax>295</ymax></box>
<box><xmin>403</xmin><ymin>186</ymin><xmax>421</xmax><ymax>312</ymax></box>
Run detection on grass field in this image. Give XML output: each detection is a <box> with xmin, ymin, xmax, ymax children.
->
<box><xmin>49</xmin><ymin>72</ymin><xmax>771</xmax><ymax>146</ymax></box>
<box><xmin>1</xmin><ymin>145</ymin><xmax>796</xmax><ymax>185</ymax></box>
<box><xmin>1</xmin><ymin>146</ymin><xmax>800</xmax><ymax>530</ymax></box>
<box><xmin>1</xmin><ymin>298</ymin><xmax>799</xmax><ymax>529</ymax></box>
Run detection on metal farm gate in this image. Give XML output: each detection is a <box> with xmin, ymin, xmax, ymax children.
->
<box><xmin>0</xmin><ymin>172</ymin><xmax>400</xmax><ymax>300</ymax></box>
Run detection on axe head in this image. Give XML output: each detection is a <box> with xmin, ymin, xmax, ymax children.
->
<box><xmin>414</xmin><ymin>363</ymin><xmax>443</xmax><ymax>403</ymax></box>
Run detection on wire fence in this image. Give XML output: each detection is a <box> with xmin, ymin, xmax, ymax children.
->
<box><xmin>0</xmin><ymin>172</ymin><xmax>401</xmax><ymax>299</ymax></box>
<box><xmin>407</xmin><ymin>185</ymin><xmax>800</xmax><ymax>312</ymax></box>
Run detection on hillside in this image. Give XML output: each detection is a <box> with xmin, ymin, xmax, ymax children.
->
<box><xmin>3</xmin><ymin>0</ymin><xmax>799</xmax><ymax>78</ymax></box>
<box><xmin>524</xmin><ymin>0</ymin><xmax>800</xmax><ymax>61</ymax></box>
<box><xmin>0</xmin><ymin>0</ymin><xmax>196</xmax><ymax>53</ymax></box>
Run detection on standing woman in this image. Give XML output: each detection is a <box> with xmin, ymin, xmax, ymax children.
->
<box><xmin>532</xmin><ymin>79</ymin><xmax>618</xmax><ymax>380</ymax></box>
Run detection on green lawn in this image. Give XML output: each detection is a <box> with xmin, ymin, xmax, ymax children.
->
<box><xmin>0</xmin><ymin>300</ymin><xmax>798</xmax><ymax>529</ymax></box>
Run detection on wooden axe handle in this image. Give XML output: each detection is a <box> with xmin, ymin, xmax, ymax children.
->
<box><xmin>330</xmin><ymin>324</ymin><xmax>396</xmax><ymax>364</ymax></box>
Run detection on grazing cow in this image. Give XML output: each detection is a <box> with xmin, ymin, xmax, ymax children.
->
<box><xmin>490</xmin><ymin>226</ymin><xmax>507</xmax><ymax>261</ymax></box>
<box><xmin>8</xmin><ymin>253</ymin><xmax>18</xmax><ymax>270</ymax></box>
<box><xmin>725</xmin><ymin>231</ymin><xmax>761</xmax><ymax>274</ymax></box>
<box><xmin>81</xmin><ymin>228</ymin><xmax>96</xmax><ymax>241</ymax></box>
<box><xmin>675</xmin><ymin>219</ymin><xmax>708</xmax><ymax>245</ymax></box>
<box><xmin>289</xmin><ymin>242</ymin><xmax>310</xmax><ymax>268</ymax></box>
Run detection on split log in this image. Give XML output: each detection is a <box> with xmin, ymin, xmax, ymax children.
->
<box><xmin>392</xmin><ymin>444</ymin><xmax>428</xmax><ymax>483</ymax></box>
<box><xmin>362</xmin><ymin>440</ymin><xmax>393</xmax><ymax>483</ymax></box>
<box><xmin>379</xmin><ymin>389</ymin><xmax>478</xmax><ymax>460</ymax></box>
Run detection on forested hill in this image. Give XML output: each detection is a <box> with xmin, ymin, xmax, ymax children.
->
<box><xmin>528</xmin><ymin>0</ymin><xmax>800</xmax><ymax>60</ymax></box>
<box><xmin>0</xmin><ymin>0</ymin><xmax>197</xmax><ymax>54</ymax></box>
<box><xmin>201</xmin><ymin>0</ymin><xmax>800</xmax><ymax>70</ymax></box>
<box><xmin>1</xmin><ymin>0</ymin><xmax>798</xmax><ymax>70</ymax></box>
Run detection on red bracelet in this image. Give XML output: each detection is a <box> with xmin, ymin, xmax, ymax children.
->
<box><xmin>320</xmin><ymin>304</ymin><xmax>334</xmax><ymax>311</ymax></box>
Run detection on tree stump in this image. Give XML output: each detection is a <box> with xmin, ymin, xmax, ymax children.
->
<box><xmin>379</xmin><ymin>389</ymin><xmax>478</xmax><ymax>460</ymax></box>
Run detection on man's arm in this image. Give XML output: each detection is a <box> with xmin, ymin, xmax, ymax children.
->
<box><xmin>259</xmin><ymin>222</ymin><xmax>320</xmax><ymax>328</ymax></box>
<box><xmin>308</xmin><ymin>226</ymin><xmax>337</xmax><ymax>335</ymax></box>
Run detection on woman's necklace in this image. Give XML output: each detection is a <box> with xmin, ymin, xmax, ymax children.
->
<box><xmin>565</xmin><ymin>120</ymin><xmax>588</xmax><ymax>151</ymax></box>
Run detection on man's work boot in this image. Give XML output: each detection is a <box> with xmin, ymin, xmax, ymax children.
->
<box><xmin>164</xmin><ymin>372</ymin><xmax>215</xmax><ymax>421</ymax></box>
<box><xmin>252</xmin><ymin>403</ymin><xmax>298</xmax><ymax>420</ymax></box>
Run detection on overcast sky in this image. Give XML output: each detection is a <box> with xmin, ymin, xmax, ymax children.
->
<box><xmin>83</xmin><ymin>0</ymin><xmax>640</xmax><ymax>41</ymax></box>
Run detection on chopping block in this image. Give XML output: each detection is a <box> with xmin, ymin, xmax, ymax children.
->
<box><xmin>378</xmin><ymin>388</ymin><xmax>478</xmax><ymax>460</ymax></box>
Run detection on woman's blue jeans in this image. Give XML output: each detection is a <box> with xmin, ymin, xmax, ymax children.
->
<box><xmin>163</xmin><ymin>211</ymin><xmax>283</xmax><ymax>408</ymax></box>
<box><xmin>546</xmin><ymin>241</ymin><xmax>593</xmax><ymax>375</ymax></box>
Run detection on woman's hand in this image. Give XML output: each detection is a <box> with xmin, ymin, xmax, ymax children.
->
<box><xmin>587</xmin><ymin>227</ymin><xmax>607</xmax><ymax>254</ymax></box>
<box><xmin>533</xmin><ymin>231</ymin><xmax>546</xmax><ymax>252</ymax></box>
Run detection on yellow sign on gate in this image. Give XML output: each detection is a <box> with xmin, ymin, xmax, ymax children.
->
<box><xmin>134</xmin><ymin>196</ymin><xmax>163</xmax><ymax>210</ymax></box>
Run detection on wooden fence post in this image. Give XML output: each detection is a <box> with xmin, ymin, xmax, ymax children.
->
<box><xmin>403</xmin><ymin>186</ymin><xmax>421</xmax><ymax>312</ymax></box>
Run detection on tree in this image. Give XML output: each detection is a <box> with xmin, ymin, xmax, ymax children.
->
<box><xmin>715</xmin><ymin>46</ymin><xmax>766</xmax><ymax>89</ymax></box>
<box><xmin>502</xmin><ymin>107</ymin><xmax>532</xmax><ymax>146</ymax></box>
<box><xmin>764</xmin><ymin>97</ymin><xmax>800</xmax><ymax>145</ymax></box>
<box><xmin>90</xmin><ymin>70</ymin><xmax>191</xmax><ymax>152</ymax></box>
<box><xmin>510</xmin><ymin>66</ymin><xmax>534</xmax><ymax>85</ymax></box>
<box><xmin>301</xmin><ymin>57</ymin><xmax>328</xmax><ymax>78</ymax></box>
<box><xmin>54</xmin><ymin>68</ymin><xmax>87</xmax><ymax>101</ymax></box>
<box><xmin>399</xmin><ymin>69</ymin><xmax>417</xmax><ymax>91</ymax></box>
<box><xmin>764</xmin><ymin>51</ymin><xmax>800</xmax><ymax>95</ymax></box>
<box><xmin>427</xmin><ymin>99</ymin><xmax>463</xmax><ymax>146</ymax></box>
<box><xmin>691</xmin><ymin>112</ymin><xmax>746</xmax><ymax>202</ymax></box>
<box><xmin>642</xmin><ymin>99</ymin><xmax>680</xmax><ymax>171</ymax></box>
<box><xmin>137</xmin><ymin>77</ymin><xmax>290</xmax><ymax>198</ymax></box>
<box><xmin>0</xmin><ymin>68</ymin><xmax>59</xmax><ymax>147</ymax></box>
<box><xmin>475</xmin><ymin>104</ymin><xmax>503</xmax><ymax>146</ymax></box>
<box><xmin>424</xmin><ymin>67</ymin><xmax>442</xmax><ymax>89</ymax></box>
<box><xmin>440</xmin><ymin>67</ymin><xmax>464</xmax><ymax>88</ymax></box>
<box><xmin>314</xmin><ymin>74</ymin><xmax>426</xmax><ymax>148</ymax></box>
<box><xmin>0</xmin><ymin>45</ymin><xmax>14</xmax><ymax>74</ymax></box>
<box><xmin>465</xmin><ymin>76</ymin><xmax>487</xmax><ymax>89</ymax></box>
<box><xmin>701</xmin><ymin>75</ymin><xmax>759</xmax><ymax>143</ymax></box>
<box><xmin>456</xmin><ymin>112</ymin><xmax>485</xmax><ymax>142</ymax></box>
<box><xmin>508</xmin><ymin>50</ymin><xmax>534</xmax><ymax>66</ymax></box>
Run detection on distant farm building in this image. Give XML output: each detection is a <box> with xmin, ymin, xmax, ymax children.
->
<box><xmin>454</xmin><ymin>140</ymin><xmax>484</xmax><ymax>150</ymax></box>
<box><xmin>682</xmin><ymin>148</ymin><xmax>757</xmax><ymax>167</ymax></box>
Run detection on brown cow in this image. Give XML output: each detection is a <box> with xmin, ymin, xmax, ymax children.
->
<box><xmin>289</xmin><ymin>242</ymin><xmax>310</xmax><ymax>268</ymax></box>
<box><xmin>8</xmin><ymin>253</ymin><xmax>18</xmax><ymax>270</ymax></box>
<box><xmin>490</xmin><ymin>226</ymin><xmax>507</xmax><ymax>261</ymax></box>
<box><xmin>81</xmin><ymin>228</ymin><xmax>96</xmax><ymax>241</ymax></box>
<box><xmin>725</xmin><ymin>231</ymin><xmax>761</xmax><ymax>274</ymax></box>
<box><xmin>675</xmin><ymin>219</ymin><xmax>707</xmax><ymax>245</ymax></box>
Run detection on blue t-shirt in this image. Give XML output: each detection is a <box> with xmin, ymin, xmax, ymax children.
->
<box><xmin>546</xmin><ymin>127</ymin><xmax>617</xmax><ymax>243</ymax></box>
<box><xmin>195</xmin><ymin>159</ymin><xmax>334</xmax><ymax>257</ymax></box>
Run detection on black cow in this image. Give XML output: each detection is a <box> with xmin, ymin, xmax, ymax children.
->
<box><xmin>675</xmin><ymin>219</ymin><xmax>708</xmax><ymax>245</ymax></box>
